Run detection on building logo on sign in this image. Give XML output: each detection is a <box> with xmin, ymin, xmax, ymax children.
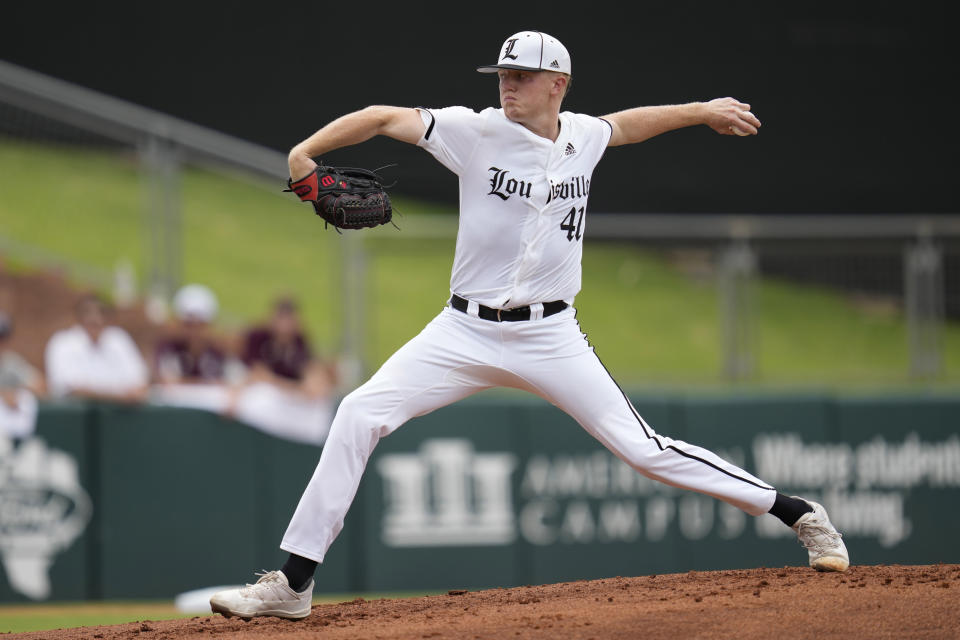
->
<box><xmin>0</xmin><ymin>437</ymin><xmax>92</xmax><ymax>600</ymax></box>
<box><xmin>377</xmin><ymin>439</ymin><xmax>516</xmax><ymax>547</ymax></box>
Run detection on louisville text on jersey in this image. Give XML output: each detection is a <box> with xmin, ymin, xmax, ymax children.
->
<box><xmin>487</xmin><ymin>167</ymin><xmax>592</xmax><ymax>205</ymax></box>
<box><xmin>487</xmin><ymin>167</ymin><xmax>533</xmax><ymax>201</ymax></box>
<box><xmin>546</xmin><ymin>175</ymin><xmax>591</xmax><ymax>204</ymax></box>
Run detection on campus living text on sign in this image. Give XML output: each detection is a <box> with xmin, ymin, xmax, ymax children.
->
<box><xmin>376</xmin><ymin>433</ymin><xmax>960</xmax><ymax>550</ymax></box>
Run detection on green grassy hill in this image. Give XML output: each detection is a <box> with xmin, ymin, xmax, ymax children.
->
<box><xmin>2</xmin><ymin>140</ymin><xmax>958</xmax><ymax>387</ymax></box>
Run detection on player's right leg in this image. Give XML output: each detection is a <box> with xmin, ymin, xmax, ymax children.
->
<box><xmin>211</xmin><ymin>308</ymin><xmax>507</xmax><ymax>619</ymax></box>
<box><xmin>279</xmin><ymin>308</ymin><xmax>515</xmax><ymax>565</ymax></box>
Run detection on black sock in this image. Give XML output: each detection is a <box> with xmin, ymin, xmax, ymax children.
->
<box><xmin>281</xmin><ymin>553</ymin><xmax>318</xmax><ymax>592</ymax></box>
<box><xmin>768</xmin><ymin>493</ymin><xmax>814</xmax><ymax>527</ymax></box>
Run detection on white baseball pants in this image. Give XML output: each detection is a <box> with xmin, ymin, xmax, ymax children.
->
<box><xmin>281</xmin><ymin>305</ymin><xmax>776</xmax><ymax>563</ymax></box>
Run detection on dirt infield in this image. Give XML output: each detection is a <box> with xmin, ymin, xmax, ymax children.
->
<box><xmin>16</xmin><ymin>564</ymin><xmax>959</xmax><ymax>640</ymax></box>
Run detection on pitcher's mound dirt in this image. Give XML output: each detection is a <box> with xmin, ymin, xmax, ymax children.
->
<box><xmin>19</xmin><ymin>564</ymin><xmax>960</xmax><ymax>640</ymax></box>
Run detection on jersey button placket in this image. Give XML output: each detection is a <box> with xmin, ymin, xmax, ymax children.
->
<box><xmin>506</xmin><ymin>175</ymin><xmax>547</xmax><ymax>306</ymax></box>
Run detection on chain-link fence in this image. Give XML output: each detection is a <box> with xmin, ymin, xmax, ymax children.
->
<box><xmin>3</xmin><ymin>60</ymin><xmax>958</xmax><ymax>388</ymax></box>
<box><xmin>579</xmin><ymin>215</ymin><xmax>960</xmax><ymax>385</ymax></box>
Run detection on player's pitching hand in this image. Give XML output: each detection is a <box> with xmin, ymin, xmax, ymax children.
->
<box><xmin>703</xmin><ymin>97</ymin><xmax>761</xmax><ymax>136</ymax></box>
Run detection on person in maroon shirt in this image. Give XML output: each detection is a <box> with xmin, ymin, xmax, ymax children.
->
<box><xmin>155</xmin><ymin>284</ymin><xmax>228</xmax><ymax>384</ymax></box>
<box><xmin>241</xmin><ymin>298</ymin><xmax>331</xmax><ymax>397</ymax></box>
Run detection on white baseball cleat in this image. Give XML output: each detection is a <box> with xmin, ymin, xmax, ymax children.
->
<box><xmin>209</xmin><ymin>570</ymin><xmax>313</xmax><ymax>620</ymax></box>
<box><xmin>792</xmin><ymin>499</ymin><xmax>850</xmax><ymax>572</ymax></box>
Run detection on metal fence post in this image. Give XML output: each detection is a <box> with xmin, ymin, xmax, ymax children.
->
<box><xmin>904</xmin><ymin>230</ymin><xmax>944</xmax><ymax>378</ymax></box>
<box><xmin>140</xmin><ymin>135</ymin><xmax>181</xmax><ymax>320</ymax></box>
<box><xmin>718</xmin><ymin>233</ymin><xmax>756</xmax><ymax>381</ymax></box>
<box><xmin>339</xmin><ymin>231</ymin><xmax>368</xmax><ymax>387</ymax></box>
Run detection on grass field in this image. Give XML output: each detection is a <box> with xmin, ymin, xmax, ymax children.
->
<box><xmin>0</xmin><ymin>601</ymin><xmax>200</xmax><ymax>633</ymax></box>
<box><xmin>2</xmin><ymin>139</ymin><xmax>959</xmax><ymax>387</ymax></box>
<box><xmin>0</xmin><ymin>592</ymin><xmax>439</xmax><ymax>633</ymax></box>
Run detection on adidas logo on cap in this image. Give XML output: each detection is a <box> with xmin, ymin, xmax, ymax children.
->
<box><xmin>550</xmin><ymin>60</ymin><xmax>560</xmax><ymax>68</ymax></box>
<box><xmin>564</xmin><ymin>142</ymin><xmax>576</xmax><ymax>156</ymax></box>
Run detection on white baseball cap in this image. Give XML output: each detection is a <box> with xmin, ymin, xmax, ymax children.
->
<box><xmin>173</xmin><ymin>284</ymin><xmax>218</xmax><ymax>323</ymax></box>
<box><xmin>477</xmin><ymin>31</ymin><xmax>571</xmax><ymax>76</ymax></box>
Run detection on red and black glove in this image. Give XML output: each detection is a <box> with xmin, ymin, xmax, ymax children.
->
<box><xmin>286</xmin><ymin>165</ymin><xmax>392</xmax><ymax>231</ymax></box>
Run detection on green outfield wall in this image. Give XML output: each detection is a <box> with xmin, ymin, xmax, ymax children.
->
<box><xmin>1</xmin><ymin>393</ymin><xmax>958</xmax><ymax>602</ymax></box>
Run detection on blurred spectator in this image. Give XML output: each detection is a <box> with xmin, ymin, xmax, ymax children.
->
<box><xmin>44</xmin><ymin>294</ymin><xmax>148</xmax><ymax>403</ymax></box>
<box><xmin>230</xmin><ymin>298</ymin><xmax>333</xmax><ymax>444</ymax></box>
<box><xmin>154</xmin><ymin>284</ymin><xmax>229</xmax><ymax>384</ymax></box>
<box><xmin>150</xmin><ymin>284</ymin><xmax>242</xmax><ymax>412</ymax></box>
<box><xmin>241</xmin><ymin>297</ymin><xmax>331</xmax><ymax>397</ymax></box>
<box><xmin>149</xmin><ymin>289</ymin><xmax>333</xmax><ymax>443</ymax></box>
<box><xmin>1</xmin><ymin>312</ymin><xmax>45</xmax><ymax>438</ymax></box>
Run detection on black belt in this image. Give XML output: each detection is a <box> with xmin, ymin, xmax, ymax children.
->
<box><xmin>449</xmin><ymin>294</ymin><xmax>568</xmax><ymax>322</ymax></box>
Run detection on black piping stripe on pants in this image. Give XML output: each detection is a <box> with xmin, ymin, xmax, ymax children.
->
<box><xmin>576</xmin><ymin>316</ymin><xmax>774</xmax><ymax>492</ymax></box>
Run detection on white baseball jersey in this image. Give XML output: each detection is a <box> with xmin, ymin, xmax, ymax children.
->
<box><xmin>417</xmin><ymin>107</ymin><xmax>612</xmax><ymax>308</ymax></box>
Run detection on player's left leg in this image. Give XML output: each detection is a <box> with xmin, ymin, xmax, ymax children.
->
<box><xmin>502</xmin><ymin>309</ymin><xmax>848</xmax><ymax>570</ymax></box>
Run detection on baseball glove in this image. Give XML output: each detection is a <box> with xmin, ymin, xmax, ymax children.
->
<box><xmin>286</xmin><ymin>165</ymin><xmax>393</xmax><ymax>231</ymax></box>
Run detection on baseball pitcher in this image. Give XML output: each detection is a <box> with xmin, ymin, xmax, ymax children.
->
<box><xmin>210</xmin><ymin>31</ymin><xmax>849</xmax><ymax>620</ymax></box>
